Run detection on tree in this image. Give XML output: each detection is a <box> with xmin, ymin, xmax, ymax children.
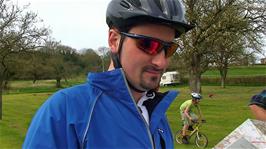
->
<box><xmin>28</xmin><ymin>50</ymin><xmax>49</xmax><ymax>83</ymax></box>
<box><xmin>212</xmin><ymin>33</ymin><xmax>245</xmax><ymax>88</ymax></box>
<box><xmin>0</xmin><ymin>0</ymin><xmax>49</xmax><ymax>119</ymax></box>
<box><xmin>97</xmin><ymin>46</ymin><xmax>110</xmax><ymax>72</ymax></box>
<box><xmin>22</xmin><ymin>50</ymin><xmax>53</xmax><ymax>83</ymax></box>
<box><xmin>79</xmin><ymin>48</ymin><xmax>102</xmax><ymax>73</ymax></box>
<box><xmin>40</xmin><ymin>41</ymin><xmax>80</xmax><ymax>88</ymax></box>
<box><xmin>177</xmin><ymin>0</ymin><xmax>265</xmax><ymax>92</ymax></box>
<box><xmin>178</xmin><ymin>0</ymin><xmax>234</xmax><ymax>92</ymax></box>
<box><xmin>209</xmin><ymin>0</ymin><xmax>266</xmax><ymax>88</ymax></box>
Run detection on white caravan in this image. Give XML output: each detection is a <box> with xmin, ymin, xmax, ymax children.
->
<box><xmin>160</xmin><ymin>71</ymin><xmax>180</xmax><ymax>86</ymax></box>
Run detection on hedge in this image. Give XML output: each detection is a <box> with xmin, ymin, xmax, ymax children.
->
<box><xmin>180</xmin><ymin>75</ymin><xmax>266</xmax><ymax>86</ymax></box>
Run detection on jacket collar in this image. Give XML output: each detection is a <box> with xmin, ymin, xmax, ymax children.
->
<box><xmin>87</xmin><ymin>69</ymin><xmax>128</xmax><ymax>93</ymax></box>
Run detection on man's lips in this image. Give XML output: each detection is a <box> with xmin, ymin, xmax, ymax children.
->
<box><xmin>144</xmin><ymin>68</ymin><xmax>163</xmax><ymax>75</ymax></box>
<box><xmin>146</xmin><ymin>70</ymin><xmax>162</xmax><ymax>75</ymax></box>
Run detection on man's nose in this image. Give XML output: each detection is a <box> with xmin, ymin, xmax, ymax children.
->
<box><xmin>151</xmin><ymin>50</ymin><xmax>168</xmax><ymax>68</ymax></box>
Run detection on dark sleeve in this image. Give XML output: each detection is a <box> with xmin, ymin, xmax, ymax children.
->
<box><xmin>249</xmin><ymin>89</ymin><xmax>266</xmax><ymax>110</ymax></box>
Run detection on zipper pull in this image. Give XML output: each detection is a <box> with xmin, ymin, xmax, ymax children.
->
<box><xmin>158</xmin><ymin>128</ymin><xmax>164</xmax><ymax>133</ymax></box>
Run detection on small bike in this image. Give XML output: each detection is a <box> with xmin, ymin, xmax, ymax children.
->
<box><xmin>175</xmin><ymin>119</ymin><xmax>208</xmax><ymax>148</ymax></box>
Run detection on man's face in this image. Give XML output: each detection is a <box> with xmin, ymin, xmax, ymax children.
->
<box><xmin>193</xmin><ymin>99</ymin><xmax>200</xmax><ymax>104</ymax></box>
<box><xmin>119</xmin><ymin>23</ymin><xmax>175</xmax><ymax>91</ymax></box>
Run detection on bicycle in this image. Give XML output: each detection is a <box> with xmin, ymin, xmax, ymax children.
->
<box><xmin>175</xmin><ymin>119</ymin><xmax>208</xmax><ymax>148</ymax></box>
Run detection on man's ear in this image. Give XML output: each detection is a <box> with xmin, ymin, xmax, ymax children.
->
<box><xmin>108</xmin><ymin>29</ymin><xmax>120</xmax><ymax>53</ymax></box>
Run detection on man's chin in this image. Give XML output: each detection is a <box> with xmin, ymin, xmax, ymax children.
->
<box><xmin>140</xmin><ymin>75</ymin><xmax>160</xmax><ymax>89</ymax></box>
<box><xmin>141</xmin><ymin>82</ymin><xmax>159</xmax><ymax>90</ymax></box>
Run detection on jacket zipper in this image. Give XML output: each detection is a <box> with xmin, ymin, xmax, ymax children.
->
<box><xmin>81</xmin><ymin>92</ymin><xmax>102</xmax><ymax>149</ymax></box>
<box><xmin>120</xmin><ymin>69</ymin><xmax>155</xmax><ymax>149</ymax></box>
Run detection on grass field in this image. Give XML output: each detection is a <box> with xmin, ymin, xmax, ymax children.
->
<box><xmin>203</xmin><ymin>65</ymin><xmax>266</xmax><ymax>77</ymax></box>
<box><xmin>1</xmin><ymin>83</ymin><xmax>264</xmax><ymax>148</ymax></box>
<box><xmin>163</xmin><ymin>86</ymin><xmax>262</xmax><ymax>149</ymax></box>
<box><xmin>0</xmin><ymin>93</ymin><xmax>50</xmax><ymax>148</ymax></box>
<box><xmin>4</xmin><ymin>77</ymin><xmax>86</xmax><ymax>94</ymax></box>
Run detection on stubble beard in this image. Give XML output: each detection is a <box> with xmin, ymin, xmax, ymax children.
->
<box><xmin>126</xmin><ymin>66</ymin><xmax>163</xmax><ymax>91</ymax></box>
<box><xmin>139</xmin><ymin>66</ymin><xmax>164</xmax><ymax>90</ymax></box>
<box><xmin>139</xmin><ymin>74</ymin><xmax>160</xmax><ymax>90</ymax></box>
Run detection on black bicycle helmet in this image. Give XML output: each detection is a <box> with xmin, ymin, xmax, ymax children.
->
<box><xmin>106</xmin><ymin>0</ymin><xmax>194</xmax><ymax>38</ymax></box>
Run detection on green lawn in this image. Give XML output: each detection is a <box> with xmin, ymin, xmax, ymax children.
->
<box><xmin>1</xmin><ymin>85</ymin><xmax>263</xmax><ymax>149</ymax></box>
<box><xmin>0</xmin><ymin>93</ymin><xmax>50</xmax><ymax>148</ymax></box>
<box><xmin>4</xmin><ymin>78</ymin><xmax>86</xmax><ymax>94</ymax></box>
<box><xmin>162</xmin><ymin>86</ymin><xmax>262</xmax><ymax>149</ymax></box>
<box><xmin>203</xmin><ymin>65</ymin><xmax>266</xmax><ymax>77</ymax></box>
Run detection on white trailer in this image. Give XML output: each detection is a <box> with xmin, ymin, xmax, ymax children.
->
<box><xmin>160</xmin><ymin>71</ymin><xmax>180</xmax><ymax>86</ymax></box>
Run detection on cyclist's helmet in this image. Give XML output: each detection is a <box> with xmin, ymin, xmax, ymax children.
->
<box><xmin>106</xmin><ymin>0</ymin><xmax>194</xmax><ymax>38</ymax></box>
<box><xmin>191</xmin><ymin>92</ymin><xmax>202</xmax><ymax>100</ymax></box>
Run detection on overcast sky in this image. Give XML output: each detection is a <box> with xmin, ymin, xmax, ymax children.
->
<box><xmin>14</xmin><ymin>0</ymin><xmax>110</xmax><ymax>51</ymax></box>
<box><xmin>11</xmin><ymin>0</ymin><xmax>265</xmax><ymax>59</ymax></box>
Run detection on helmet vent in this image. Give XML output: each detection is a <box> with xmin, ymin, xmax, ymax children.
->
<box><xmin>154</xmin><ymin>0</ymin><xmax>163</xmax><ymax>12</ymax></box>
<box><xmin>120</xmin><ymin>0</ymin><xmax>130</xmax><ymax>9</ymax></box>
<box><xmin>127</xmin><ymin>0</ymin><xmax>141</xmax><ymax>8</ymax></box>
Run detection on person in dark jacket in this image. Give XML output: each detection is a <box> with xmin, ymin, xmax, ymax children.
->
<box><xmin>249</xmin><ymin>89</ymin><xmax>266</xmax><ymax>121</ymax></box>
<box><xmin>23</xmin><ymin>0</ymin><xmax>194</xmax><ymax>148</ymax></box>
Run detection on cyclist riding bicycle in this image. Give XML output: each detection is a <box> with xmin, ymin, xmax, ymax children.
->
<box><xmin>179</xmin><ymin>92</ymin><xmax>203</xmax><ymax>144</ymax></box>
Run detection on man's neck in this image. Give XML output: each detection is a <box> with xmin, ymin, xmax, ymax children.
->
<box><xmin>131</xmin><ymin>89</ymin><xmax>145</xmax><ymax>103</ymax></box>
<box><xmin>108</xmin><ymin>63</ymin><xmax>146</xmax><ymax>102</ymax></box>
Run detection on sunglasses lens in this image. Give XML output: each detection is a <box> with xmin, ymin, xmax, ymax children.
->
<box><xmin>165</xmin><ymin>43</ymin><xmax>178</xmax><ymax>57</ymax></box>
<box><xmin>136</xmin><ymin>38</ymin><xmax>161</xmax><ymax>55</ymax></box>
<box><xmin>121</xmin><ymin>32</ymin><xmax>178</xmax><ymax>57</ymax></box>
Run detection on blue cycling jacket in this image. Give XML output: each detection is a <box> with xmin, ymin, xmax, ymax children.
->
<box><xmin>23</xmin><ymin>69</ymin><xmax>178</xmax><ymax>149</ymax></box>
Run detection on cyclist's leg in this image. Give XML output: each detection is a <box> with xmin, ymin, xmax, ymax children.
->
<box><xmin>181</xmin><ymin>112</ymin><xmax>189</xmax><ymax>135</ymax></box>
<box><xmin>181</xmin><ymin>112</ymin><xmax>189</xmax><ymax>144</ymax></box>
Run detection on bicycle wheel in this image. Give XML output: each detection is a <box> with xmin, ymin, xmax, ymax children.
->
<box><xmin>195</xmin><ymin>132</ymin><xmax>208</xmax><ymax>148</ymax></box>
<box><xmin>175</xmin><ymin>130</ymin><xmax>183</xmax><ymax>144</ymax></box>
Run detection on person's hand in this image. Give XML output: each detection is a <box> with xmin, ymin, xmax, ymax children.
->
<box><xmin>191</xmin><ymin>119</ymin><xmax>197</xmax><ymax>123</ymax></box>
<box><xmin>188</xmin><ymin>117</ymin><xmax>192</xmax><ymax>123</ymax></box>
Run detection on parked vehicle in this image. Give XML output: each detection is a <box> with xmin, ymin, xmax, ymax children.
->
<box><xmin>160</xmin><ymin>71</ymin><xmax>180</xmax><ymax>86</ymax></box>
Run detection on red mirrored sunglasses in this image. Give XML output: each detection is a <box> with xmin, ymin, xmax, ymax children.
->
<box><xmin>120</xmin><ymin>32</ymin><xmax>178</xmax><ymax>58</ymax></box>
